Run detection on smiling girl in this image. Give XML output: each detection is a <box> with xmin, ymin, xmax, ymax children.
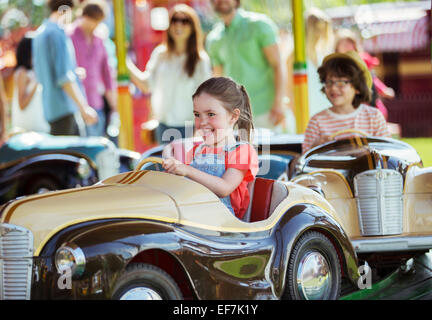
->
<box><xmin>302</xmin><ymin>51</ymin><xmax>390</xmax><ymax>153</ymax></box>
<box><xmin>162</xmin><ymin>77</ymin><xmax>259</xmax><ymax>219</ymax></box>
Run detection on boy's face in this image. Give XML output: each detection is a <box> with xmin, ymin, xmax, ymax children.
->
<box><xmin>324</xmin><ymin>75</ymin><xmax>359</xmax><ymax>109</ymax></box>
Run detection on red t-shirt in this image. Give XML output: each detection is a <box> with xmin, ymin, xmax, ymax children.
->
<box><xmin>185</xmin><ymin>143</ymin><xmax>259</xmax><ymax>219</ymax></box>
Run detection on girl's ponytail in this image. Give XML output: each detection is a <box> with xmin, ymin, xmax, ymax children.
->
<box><xmin>238</xmin><ymin>85</ymin><xmax>254</xmax><ymax>142</ymax></box>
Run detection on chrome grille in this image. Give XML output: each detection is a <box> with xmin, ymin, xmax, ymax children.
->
<box><xmin>0</xmin><ymin>224</ymin><xmax>33</xmax><ymax>300</ymax></box>
<box><xmin>354</xmin><ymin>169</ymin><xmax>403</xmax><ymax>236</ymax></box>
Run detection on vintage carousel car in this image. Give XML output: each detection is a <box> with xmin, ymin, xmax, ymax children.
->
<box><xmin>0</xmin><ymin>130</ymin><xmax>430</xmax><ymax>300</ymax></box>
<box><xmin>291</xmin><ymin>129</ymin><xmax>432</xmax><ymax>279</ymax></box>
<box><xmin>0</xmin><ymin>131</ymin><xmax>141</xmax><ymax>204</ymax></box>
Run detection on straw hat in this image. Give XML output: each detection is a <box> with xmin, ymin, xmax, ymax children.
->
<box><xmin>322</xmin><ymin>51</ymin><xmax>373</xmax><ymax>89</ymax></box>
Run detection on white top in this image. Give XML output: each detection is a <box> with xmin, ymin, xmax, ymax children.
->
<box><xmin>145</xmin><ymin>45</ymin><xmax>212</xmax><ymax>127</ymax></box>
<box><xmin>11</xmin><ymin>70</ymin><xmax>50</xmax><ymax>133</ymax></box>
<box><xmin>302</xmin><ymin>104</ymin><xmax>391</xmax><ymax>153</ymax></box>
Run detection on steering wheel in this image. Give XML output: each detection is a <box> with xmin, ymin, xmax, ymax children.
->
<box><xmin>329</xmin><ymin>129</ymin><xmax>369</xmax><ymax>140</ymax></box>
<box><xmin>134</xmin><ymin>156</ymin><xmax>164</xmax><ymax>171</ymax></box>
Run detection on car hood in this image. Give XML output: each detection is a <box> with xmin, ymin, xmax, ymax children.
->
<box><xmin>297</xmin><ymin>136</ymin><xmax>422</xmax><ymax>181</ymax></box>
<box><xmin>0</xmin><ymin>132</ymin><xmax>112</xmax><ymax>165</ymax></box>
<box><xmin>0</xmin><ymin>170</ymin><xmax>242</xmax><ymax>255</ymax></box>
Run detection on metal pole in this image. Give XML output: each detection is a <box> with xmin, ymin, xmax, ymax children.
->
<box><xmin>113</xmin><ymin>0</ymin><xmax>135</xmax><ymax>150</ymax></box>
<box><xmin>291</xmin><ymin>0</ymin><xmax>309</xmax><ymax>133</ymax></box>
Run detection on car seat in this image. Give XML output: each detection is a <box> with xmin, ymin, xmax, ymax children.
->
<box><xmin>242</xmin><ymin>178</ymin><xmax>288</xmax><ymax>222</ymax></box>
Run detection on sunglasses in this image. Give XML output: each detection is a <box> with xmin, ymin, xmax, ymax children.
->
<box><xmin>171</xmin><ymin>17</ymin><xmax>191</xmax><ymax>25</ymax></box>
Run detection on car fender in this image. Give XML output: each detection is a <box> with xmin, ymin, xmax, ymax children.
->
<box><xmin>36</xmin><ymin>219</ymin><xmax>190</xmax><ymax>299</ymax></box>
<box><xmin>291</xmin><ymin>170</ymin><xmax>354</xmax><ymax>200</ymax></box>
<box><xmin>269</xmin><ymin>203</ymin><xmax>360</xmax><ymax>298</ymax></box>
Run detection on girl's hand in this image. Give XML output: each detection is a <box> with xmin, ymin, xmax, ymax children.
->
<box><xmin>162</xmin><ymin>157</ymin><xmax>189</xmax><ymax>176</ymax></box>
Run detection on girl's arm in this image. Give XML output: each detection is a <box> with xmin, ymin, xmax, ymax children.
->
<box><xmin>162</xmin><ymin>157</ymin><xmax>245</xmax><ymax>198</ymax></box>
<box><xmin>16</xmin><ymin>69</ymin><xmax>38</xmax><ymax>111</ymax></box>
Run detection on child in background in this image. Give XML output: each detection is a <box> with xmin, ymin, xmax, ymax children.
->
<box><xmin>162</xmin><ymin>77</ymin><xmax>259</xmax><ymax>219</ymax></box>
<box><xmin>302</xmin><ymin>51</ymin><xmax>390</xmax><ymax>154</ymax></box>
<box><xmin>334</xmin><ymin>28</ymin><xmax>395</xmax><ymax>120</ymax></box>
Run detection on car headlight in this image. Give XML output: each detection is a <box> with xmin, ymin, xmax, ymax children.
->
<box><xmin>55</xmin><ymin>243</ymin><xmax>86</xmax><ymax>277</ymax></box>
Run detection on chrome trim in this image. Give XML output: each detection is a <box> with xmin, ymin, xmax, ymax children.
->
<box><xmin>296</xmin><ymin>251</ymin><xmax>332</xmax><ymax>300</ymax></box>
<box><xmin>352</xmin><ymin>236</ymin><xmax>432</xmax><ymax>253</ymax></box>
<box><xmin>55</xmin><ymin>243</ymin><xmax>86</xmax><ymax>277</ymax></box>
<box><xmin>0</xmin><ymin>223</ymin><xmax>34</xmax><ymax>300</ymax></box>
<box><xmin>119</xmin><ymin>287</ymin><xmax>163</xmax><ymax>300</ymax></box>
<box><xmin>354</xmin><ymin>169</ymin><xmax>403</xmax><ymax>236</ymax></box>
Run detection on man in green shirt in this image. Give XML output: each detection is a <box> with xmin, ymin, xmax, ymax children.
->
<box><xmin>206</xmin><ymin>0</ymin><xmax>286</xmax><ymax>129</ymax></box>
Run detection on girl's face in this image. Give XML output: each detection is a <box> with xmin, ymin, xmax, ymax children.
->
<box><xmin>193</xmin><ymin>92</ymin><xmax>239</xmax><ymax>146</ymax></box>
<box><xmin>169</xmin><ymin>12</ymin><xmax>192</xmax><ymax>43</ymax></box>
<box><xmin>324</xmin><ymin>75</ymin><xmax>358</xmax><ymax>109</ymax></box>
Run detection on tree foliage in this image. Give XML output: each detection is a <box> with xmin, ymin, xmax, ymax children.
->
<box><xmin>242</xmin><ymin>0</ymin><xmax>422</xmax><ymax>28</ymax></box>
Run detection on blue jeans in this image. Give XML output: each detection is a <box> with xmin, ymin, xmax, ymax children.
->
<box><xmin>86</xmin><ymin>109</ymin><xmax>106</xmax><ymax>137</ymax></box>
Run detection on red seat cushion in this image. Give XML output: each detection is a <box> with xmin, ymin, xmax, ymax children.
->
<box><xmin>250</xmin><ymin>178</ymin><xmax>274</xmax><ymax>222</ymax></box>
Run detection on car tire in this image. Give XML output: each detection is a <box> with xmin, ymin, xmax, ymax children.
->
<box><xmin>283</xmin><ymin>231</ymin><xmax>341</xmax><ymax>300</ymax></box>
<box><xmin>26</xmin><ymin>177</ymin><xmax>60</xmax><ymax>195</ymax></box>
<box><xmin>112</xmin><ymin>263</ymin><xmax>183</xmax><ymax>300</ymax></box>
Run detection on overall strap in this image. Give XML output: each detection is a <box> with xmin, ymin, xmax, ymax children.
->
<box><xmin>224</xmin><ymin>141</ymin><xmax>249</xmax><ymax>167</ymax></box>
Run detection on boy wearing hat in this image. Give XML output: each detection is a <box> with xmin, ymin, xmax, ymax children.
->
<box><xmin>302</xmin><ymin>51</ymin><xmax>390</xmax><ymax>154</ymax></box>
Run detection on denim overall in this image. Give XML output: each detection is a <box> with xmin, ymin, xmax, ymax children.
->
<box><xmin>190</xmin><ymin>142</ymin><xmax>246</xmax><ymax>216</ymax></box>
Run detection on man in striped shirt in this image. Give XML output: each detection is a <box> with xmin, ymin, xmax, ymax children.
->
<box><xmin>302</xmin><ymin>51</ymin><xmax>390</xmax><ymax>153</ymax></box>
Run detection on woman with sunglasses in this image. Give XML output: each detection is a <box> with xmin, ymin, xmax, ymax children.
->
<box><xmin>127</xmin><ymin>4</ymin><xmax>211</xmax><ymax>144</ymax></box>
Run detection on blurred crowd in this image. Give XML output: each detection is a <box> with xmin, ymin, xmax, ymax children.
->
<box><xmin>0</xmin><ymin>0</ymin><xmax>395</xmax><ymax>148</ymax></box>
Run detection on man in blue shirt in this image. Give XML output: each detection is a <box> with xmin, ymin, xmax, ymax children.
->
<box><xmin>33</xmin><ymin>0</ymin><xmax>97</xmax><ymax>135</ymax></box>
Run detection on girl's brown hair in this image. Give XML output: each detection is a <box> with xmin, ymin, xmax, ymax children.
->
<box><xmin>193</xmin><ymin>77</ymin><xmax>254</xmax><ymax>142</ymax></box>
<box><xmin>165</xmin><ymin>4</ymin><xmax>203</xmax><ymax>77</ymax></box>
<box><xmin>318</xmin><ymin>57</ymin><xmax>371</xmax><ymax>108</ymax></box>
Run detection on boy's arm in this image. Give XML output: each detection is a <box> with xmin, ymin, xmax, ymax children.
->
<box><xmin>62</xmin><ymin>81</ymin><xmax>97</xmax><ymax>125</ymax></box>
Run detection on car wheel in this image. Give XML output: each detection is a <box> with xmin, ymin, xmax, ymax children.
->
<box><xmin>283</xmin><ymin>231</ymin><xmax>341</xmax><ymax>300</ymax></box>
<box><xmin>26</xmin><ymin>177</ymin><xmax>60</xmax><ymax>195</ymax></box>
<box><xmin>112</xmin><ymin>263</ymin><xmax>183</xmax><ymax>300</ymax></box>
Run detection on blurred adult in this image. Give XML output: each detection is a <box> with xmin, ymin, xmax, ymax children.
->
<box><xmin>11</xmin><ymin>36</ymin><xmax>49</xmax><ymax>133</ymax></box>
<box><xmin>334</xmin><ymin>28</ymin><xmax>395</xmax><ymax>120</ymax></box>
<box><xmin>287</xmin><ymin>8</ymin><xmax>334</xmax><ymax>119</ymax></box>
<box><xmin>33</xmin><ymin>0</ymin><xmax>97</xmax><ymax>136</ymax></box>
<box><xmin>70</xmin><ymin>0</ymin><xmax>117</xmax><ymax>137</ymax></box>
<box><xmin>127</xmin><ymin>4</ymin><xmax>211</xmax><ymax>144</ymax></box>
<box><xmin>206</xmin><ymin>0</ymin><xmax>286</xmax><ymax>129</ymax></box>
